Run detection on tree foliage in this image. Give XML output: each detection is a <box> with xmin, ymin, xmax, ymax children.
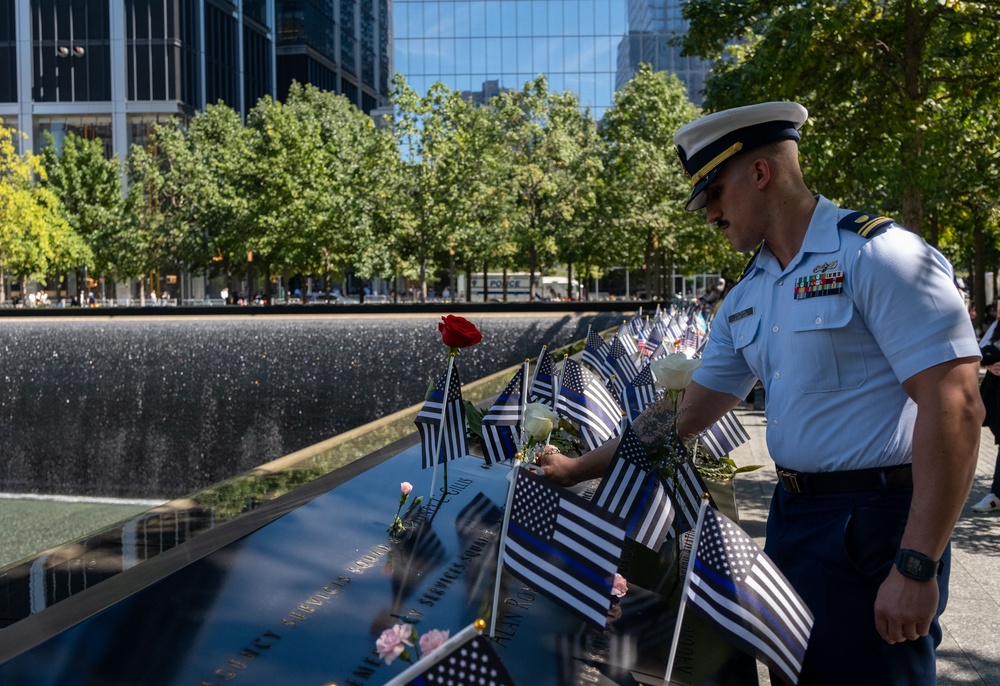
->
<box><xmin>15</xmin><ymin>67</ymin><xmax>867</xmax><ymax>305</ymax></box>
<box><xmin>681</xmin><ymin>0</ymin><xmax>1000</xmax><ymax>323</ymax></box>
<box><xmin>0</xmin><ymin>124</ymin><xmax>90</xmax><ymax>299</ymax></box>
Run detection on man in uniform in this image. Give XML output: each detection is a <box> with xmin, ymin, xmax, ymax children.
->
<box><xmin>537</xmin><ymin>102</ymin><xmax>983</xmax><ymax>684</ymax></box>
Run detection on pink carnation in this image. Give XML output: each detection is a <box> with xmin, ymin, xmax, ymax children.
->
<box><xmin>400</xmin><ymin>482</ymin><xmax>413</xmax><ymax>496</ymax></box>
<box><xmin>611</xmin><ymin>573</ymin><xmax>628</xmax><ymax>598</ymax></box>
<box><xmin>375</xmin><ymin>624</ymin><xmax>414</xmax><ymax>665</ymax></box>
<box><xmin>418</xmin><ymin>628</ymin><xmax>450</xmax><ymax>656</ymax></box>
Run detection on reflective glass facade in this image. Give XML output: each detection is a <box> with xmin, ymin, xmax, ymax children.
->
<box><xmin>275</xmin><ymin>0</ymin><xmax>391</xmax><ymax>113</ymax></box>
<box><xmin>3</xmin><ymin>0</ymin><xmax>392</xmax><ymax>160</ymax></box>
<box><xmin>617</xmin><ymin>0</ymin><xmax>710</xmax><ymax>105</ymax></box>
<box><xmin>395</xmin><ymin>0</ymin><xmax>629</xmax><ymax>117</ymax></box>
<box><xmin>394</xmin><ymin>0</ymin><xmax>710</xmax><ymax>117</ymax></box>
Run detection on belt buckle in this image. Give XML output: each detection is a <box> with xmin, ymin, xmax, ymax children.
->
<box><xmin>779</xmin><ymin>469</ymin><xmax>803</xmax><ymax>494</ymax></box>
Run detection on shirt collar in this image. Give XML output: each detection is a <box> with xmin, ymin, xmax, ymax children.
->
<box><xmin>755</xmin><ymin>195</ymin><xmax>840</xmax><ymax>277</ymax></box>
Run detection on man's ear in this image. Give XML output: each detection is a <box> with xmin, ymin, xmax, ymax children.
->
<box><xmin>752</xmin><ymin>157</ymin><xmax>771</xmax><ymax>190</ymax></box>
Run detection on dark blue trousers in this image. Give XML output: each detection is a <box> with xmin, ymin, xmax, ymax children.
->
<box><xmin>764</xmin><ymin>485</ymin><xmax>948</xmax><ymax>686</ymax></box>
<box><xmin>991</xmin><ymin>446</ymin><xmax>1000</xmax><ymax>495</ymax></box>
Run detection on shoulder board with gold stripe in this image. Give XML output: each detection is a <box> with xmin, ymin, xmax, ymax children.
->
<box><xmin>737</xmin><ymin>244</ymin><xmax>762</xmax><ymax>283</ymax></box>
<box><xmin>838</xmin><ymin>211</ymin><xmax>896</xmax><ymax>239</ymax></box>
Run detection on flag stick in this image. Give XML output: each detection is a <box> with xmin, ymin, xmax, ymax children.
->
<box><xmin>488</xmin><ymin>462</ymin><xmax>526</xmax><ymax>638</ymax></box>
<box><xmin>517</xmin><ymin>359</ymin><xmax>529</xmax><ymax>453</ymax></box>
<box><xmin>529</xmin><ymin>345</ymin><xmax>548</xmax><ymax>408</ymax></box>
<box><xmin>381</xmin><ymin>620</ymin><xmax>484</xmax><ymax>686</ymax></box>
<box><xmin>426</xmin><ymin>353</ymin><xmax>456</xmax><ymax>508</ymax></box>
<box><xmin>663</xmin><ymin>497</ymin><xmax>710</xmax><ymax>685</ymax></box>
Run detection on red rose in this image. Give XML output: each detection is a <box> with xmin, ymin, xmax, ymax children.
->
<box><xmin>438</xmin><ymin>315</ymin><xmax>482</xmax><ymax>348</ymax></box>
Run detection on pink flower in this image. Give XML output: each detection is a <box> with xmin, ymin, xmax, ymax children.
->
<box><xmin>418</xmin><ymin>628</ymin><xmax>450</xmax><ymax>656</ymax></box>
<box><xmin>611</xmin><ymin>573</ymin><xmax>628</xmax><ymax>598</ymax></box>
<box><xmin>375</xmin><ymin>624</ymin><xmax>414</xmax><ymax>665</ymax></box>
<box><xmin>400</xmin><ymin>482</ymin><xmax>413</xmax><ymax>496</ymax></box>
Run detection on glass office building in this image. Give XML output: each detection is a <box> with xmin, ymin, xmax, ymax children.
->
<box><xmin>0</xmin><ymin>0</ymin><xmax>392</xmax><ymax>159</ymax></box>
<box><xmin>617</xmin><ymin>0</ymin><xmax>710</xmax><ymax>106</ymax></box>
<box><xmin>394</xmin><ymin>0</ymin><xmax>711</xmax><ymax>119</ymax></box>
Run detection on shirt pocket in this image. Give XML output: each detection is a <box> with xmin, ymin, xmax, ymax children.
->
<box><xmin>789</xmin><ymin>298</ymin><xmax>868</xmax><ymax>393</ymax></box>
<box><xmin>730</xmin><ymin>313</ymin><xmax>762</xmax><ymax>369</ymax></box>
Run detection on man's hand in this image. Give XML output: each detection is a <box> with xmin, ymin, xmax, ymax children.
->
<box><xmin>535</xmin><ymin>437</ymin><xmax>621</xmax><ymax>487</ymax></box>
<box><xmin>874</xmin><ymin>568</ymin><xmax>939</xmax><ymax>644</ymax></box>
<box><xmin>534</xmin><ymin>447</ymin><xmax>577</xmax><ymax>486</ymax></box>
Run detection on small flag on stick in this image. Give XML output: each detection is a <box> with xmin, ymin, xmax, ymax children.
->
<box><xmin>382</xmin><ymin>620</ymin><xmax>517</xmax><ymax>686</ymax></box>
<box><xmin>667</xmin><ymin>502</ymin><xmax>814</xmax><ymax>686</ymax></box>
<box><xmin>698</xmin><ymin>411</ymin><xmax>751</xmax><ymax>460</ymax></box>
<box><xmin>503</xmin><ymin>468</ymin><xmax>625</xmax><ymax>629</ymax></box>
<box><xmin>582</xmin><ymin>326</ymin><xmax>611</xmax><ymax>379</ymax></box>
<box><xmin>529</xmin><ymin>346</ymin><xmax>557</xmax><ymax>407</ymax></box>
<box><xmin>556</xmin><ymin>359</ymin><xmax>621</xmax><ymax>451</ymax></box>
<box><xmin>414</xmin><ymin>358</ymin><xmax>468</xmax><ymax>469</ymax></box>
<box><xmin>481</xmin><ymin>366</ymin><xmax>526</xmax><ymax>464</ymax></box>
<box><xmin>592</xmin><ymin>423</ymin><xmax>674</xmax><ymax>551</ymax></box>
<box><xmin>623</xmin><ymin>363</ymin><xmax>658</xmax><ymax>421</ymax></box>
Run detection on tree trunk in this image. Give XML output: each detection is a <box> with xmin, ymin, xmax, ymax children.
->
<box><xmin>567</xmin><ymin>263</ymin><xmax>574</xmax><ymax>301</ymax></box>
<box><xmin>502</xmin><ymin>266</ymin><xmax>508</xmax><ymax>303</ymax></box>
<box><xmin>528</xmin><ymin>246</ymin><xmax>538</xmax><ymax>301</ymax></box>
<box><xmin>482</xmin><ymin>262</ymin><xmax>489</xmax><ymax>303</ymax></box>
<box><xmin>973</xmin><ymin>204</ymin><xmax>987</xmax><ymax>333</ymax></box>
<box><xmin>644</xmin><ymin>232</ymin><xmax>656</xmax><ymax>300</ymax></box>
<box><xmin>419</xmin><ymin>258</ymin><xmax>428</xmax><ymax>303</ymax></box>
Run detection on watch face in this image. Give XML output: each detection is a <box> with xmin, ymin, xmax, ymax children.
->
<box><xmin>905</xmin><ymin>557</ymin><xmax>925</xmax><ymax>577</ymax></box>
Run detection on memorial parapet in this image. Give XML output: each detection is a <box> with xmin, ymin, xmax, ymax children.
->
<box><xmin>0</xmin><ymin>308</ymin><xmax>761</xmax><ymax>684</ymax></box>
<box><xmin>0</xmin><ymin>441</ymin><xmax>755</xmax><ymax>685</ymax></box>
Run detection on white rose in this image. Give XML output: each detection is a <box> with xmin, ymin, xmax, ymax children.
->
<box><xmin>524</xmin><ymin>402</ymin><xmax>560</xmax><ymax>440</ymax></box>
<box><xmin>649</xmin><ymin>353</ymin><xmax>702</xmax><ymax>391</ymax></box>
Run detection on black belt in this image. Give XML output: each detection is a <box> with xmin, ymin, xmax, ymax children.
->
<box><xmin>776</xmin><ymin>464</ymin><xmax>913</xmax><ymax>495</ymax></box>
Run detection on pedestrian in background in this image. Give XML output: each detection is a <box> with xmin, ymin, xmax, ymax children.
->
<box><xmin>973</xmin><ymin>317</ymin><xmax>1000</xmax><ymax>513</ymax></box>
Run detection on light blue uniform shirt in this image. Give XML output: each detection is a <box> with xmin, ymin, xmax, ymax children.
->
<box><xmin>694</xmin><ymin>196</ymin><xmax>980</xmax><ymax>472</ymax></box>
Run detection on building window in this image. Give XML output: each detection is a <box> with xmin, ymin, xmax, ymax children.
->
<box><xmin>32</xmin><ymin>0</ymin><xmax>112</xmax><ymax>103</ymax></box>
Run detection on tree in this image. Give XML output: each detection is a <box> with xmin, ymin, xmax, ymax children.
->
<box><xmin>389</xmin><ymin>76</ymin><xmax>464</xmax><ymax>301</ymax></box>
<box><xmin>599</xmin><ymin>65</ymin><xmax>711</xmax><ymax>299</ymax></box>
<box><xmin>434</xmin><ymin>90</ymin><xmax>517</xmax><ymax>301</ymax></box>
<box><xmin>245</xmin><ymin>84</ymin><xmax>394</xmax><ymax>302</ymax></box>
<box><xmin>0</xmin><ymin>124</ymin><xmax>90</xmax><ymax>302</ymax></box>
<box><xmin>682</xmin><ymin>0</ymin><xmax>1000</xmax><ymax>240</ymax></box>
<box><xmin>181</xmin><ymin>103</ymin><xmax>254</xmax><ymax>296</ymax></box>
<box><xmin>39</xmin><ymin>131</ymin><xmax>126</xmax><ymax>296</ymax></box>
<box><xmin>495</xmin><ymin>77</ymin><xmax>597</xmax><ymax>300</ymax></box>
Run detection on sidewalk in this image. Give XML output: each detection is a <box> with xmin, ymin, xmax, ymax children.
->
<box><xmin>728</xmin><ymin>407</ymin><xmax>1000</xmax><ymax>685</ymax></box>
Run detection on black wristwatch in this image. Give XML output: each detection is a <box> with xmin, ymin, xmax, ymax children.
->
<box><xmin>894</xmin><ymin>549</ymin><xmax>943</xmax><ymax>581</ymax></box>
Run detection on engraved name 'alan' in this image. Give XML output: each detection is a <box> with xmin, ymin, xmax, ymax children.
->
<box><xmin>197</xmin><ymin>575</ymin><xmax>351</xmax><ymax>685</ymax></box>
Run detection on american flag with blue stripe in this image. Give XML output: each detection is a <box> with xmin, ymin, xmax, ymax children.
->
<box><xmin>592</xmin><ymin>424</ymin><xmax>674</xmax><ymax>552</ymax></box>
<box><xmin>504</xmin><ymin>468</ymin><xmax>626</xmax><ymax>629</ymax></box>
<box><xmin>582</xmin><ymin>326</ymin><xmax>611</xmax><ymax>379</ymax></box>
<box><xmin>406</xmin><ymin>633</ymin><xmax>516</xmax><ymax>686</ymax></box>
<box><xmin>414</xmin><ymin>363</ymin><xmax>468</xmax><ymax>469</ymax></box>
<box><xmin>529</xmin><ymin>346</ymin><xmax>557</xmax><ymax>407</ymax></box>
<box><xmin>667</xmin><ymin>459</ymin><xmax>716</xmax><ymax>536</ymax></box>
<box><xmin>606</xmin><ymin>334</ymin><xmax>638</xmax><ymax>385</ymax></box>
<box><xmin>699</xmin><ymin>411</ymin><xmax>751</xmax><ymax>460</ymax></box>
<box><xmin>624</xmin><ymin>362</ymin><xmax>659</xmax><ymax>421</ymax></box>
<box><xmin>481</xmin><ymin>367</ymin><xmax>525</xmax><ymax>464</ymax></box>
<box><xmin>687</xmin><ymin>508</ymin><xmax>813</xmax><ymax>686</ymax></box>
<box><xmin>556</xmin><ymin>359</ymin><xmax>622</xmax><ymax>451</ymax></box>
<box><xmin>616</xmin><ymin>320</ymin><xmax>639</xmax><ymax>358</ymax></box>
